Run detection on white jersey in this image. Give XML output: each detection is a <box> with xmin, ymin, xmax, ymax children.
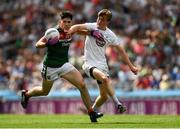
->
<box><xmin>84</xmin><ymin>22</ymin><xmax>120</xmax><ymax>72</ymax></box>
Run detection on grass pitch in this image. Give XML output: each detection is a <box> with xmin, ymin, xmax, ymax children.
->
<box><xmin>0</xmin><ymin>114</ymin><xmax>180</xmax><ymax>128</ymax></box>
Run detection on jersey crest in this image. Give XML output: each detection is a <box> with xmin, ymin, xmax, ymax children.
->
<box><xmin>96</xmin><ymin>39</ymin><xmax>106</xmax><ymax>47</ymax></box>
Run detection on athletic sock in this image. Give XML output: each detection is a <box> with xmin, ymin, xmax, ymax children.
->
<box><xmin>92</xmin><ymin>103</ymin><xmax>98</xmax><ymax>111</ymax></box>
<box><xmin>92</xmin><ymin>105</ymin><xmax>98</xmax><ymax>111</ymax></box>
<box><xmin>88</xmin><ymin>107</ymin><xmax>94</xmax><ymax>114</ymax></box>
<box><xmin>111</xmin><ymin>95</ymin><xmax>121</xmax><ymax>105</ymax></box>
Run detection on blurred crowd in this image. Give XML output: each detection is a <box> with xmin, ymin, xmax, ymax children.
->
<box><xmin>0</xmin><ymin>0</ymin><xmax>180</xmax><ymax>93</ymax></box>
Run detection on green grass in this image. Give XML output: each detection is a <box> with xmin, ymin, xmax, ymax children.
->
<box><xmin>0</xmin><ymin>114</ymin><xmax>180</xmax><ymax>128</ymax></box>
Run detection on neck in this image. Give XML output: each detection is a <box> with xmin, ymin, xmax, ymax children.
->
<box><xmin>59</xmin><ymin>26</ymin><xmax>68</xmax><ymax>33</ymax></box>
<box><xmin>97</xmin><ymin>25</ymin><xmax>106</xmax><ymax>31</ymax></box>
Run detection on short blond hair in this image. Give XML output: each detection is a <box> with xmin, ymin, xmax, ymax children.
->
<box><xmin>98</xmin><ymin>9</ymin><xmax>112</xmax><ymax>21</ymax></box>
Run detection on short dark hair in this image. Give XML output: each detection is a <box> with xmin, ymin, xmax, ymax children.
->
<box><xmin>98</xmin><ymin>9</ymin><xmax>112</xmax><ymax>21</ymax></box>
<box><xmin>60</xmin><ymin>11</ymin><xmax>73</xmax><ymax>20</ymax></box>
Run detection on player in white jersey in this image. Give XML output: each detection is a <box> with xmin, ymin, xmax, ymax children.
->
<box><xmin>68</xmin><ymin>9</ymin><xmax>138</xmax><ymax>113</ymax></box>
<box><xmin>83</xmin><ymin>22</ymin><xmax>119</xmax><ymax>76</ymax></box>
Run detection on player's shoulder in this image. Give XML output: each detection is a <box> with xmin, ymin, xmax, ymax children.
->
<box><xmin>106</xmin><ymin>27</ymin><xmax>116</xmax><ymax>36</ymax></box>
<box><xmin>55</xmin><ymin>26</ymin><xmax>64</xmax><ymax>33</ymax></box>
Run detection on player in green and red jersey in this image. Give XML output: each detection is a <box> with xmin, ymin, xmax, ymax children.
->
<box><xmin>21</xmin><ymin>11</ymin><xmax>102</xmax><ymax>122</ymax></box>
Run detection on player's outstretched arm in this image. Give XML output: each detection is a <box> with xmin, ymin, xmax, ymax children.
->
<box><xmin>68</xmin><ymin>24</ymin><xmax>104</xmax><ymax>41</ymax></box>
<box><xmin>68</xmin><ymin>24</ymin><xmax>89</xmax><ymax>35</ymax></box>
<box><xmin>35</xmin><ymin>37</ymin><xmax>47</xmax><ymax>48</ymax></box>
<box><xmin>116</xmin><ymin>45</ymin><xmax>139</xmax><ymax>74</ymax></box>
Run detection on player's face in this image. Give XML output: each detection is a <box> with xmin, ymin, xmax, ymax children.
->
<box><xmin>59</xmin><ymin>18</ymin><xmax>72</xmax><ymax>32</ymax></box>
<box><xmin>97</xmin><ymin>15</ymin><xmax>108</xmax><ymax>29</ymax></box>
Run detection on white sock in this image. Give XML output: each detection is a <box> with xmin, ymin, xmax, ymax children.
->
<box><xmin>111</xmin><ymin>95</ymin><xmax>121</xmax><ymax>105</ymax></box>
<box><xmin>92</xmin><ymin>104</ymin><xmax>98</xmax><ymax>111</ymax></box>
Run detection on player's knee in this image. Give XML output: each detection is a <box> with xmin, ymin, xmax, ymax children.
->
<box><xmin>101</xmin><ymin>76</ymin><xmax>109</xmax><ymax>85</ymax></box>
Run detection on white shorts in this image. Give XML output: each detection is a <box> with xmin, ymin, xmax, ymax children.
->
<box><xmin>41</xmin><ymin>62</ymin><xmax>76</xmax><ymax>81</ymax></box>
<box><xmin>82</xmin><ymin>62</ymin><xmax>109</xmax><ymax>78</ymax></box>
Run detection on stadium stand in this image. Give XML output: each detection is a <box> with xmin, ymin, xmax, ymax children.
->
<box><xmin>0</xmin><ymin>0</ymin><xmax>180</xmax><ymax>113</ymax></box>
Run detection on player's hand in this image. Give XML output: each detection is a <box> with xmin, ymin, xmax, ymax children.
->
<box><xmin>64</xmin><ymin>31</ymin><xmax>72</xmax><ymax>39</ymax></box>
<box><xmin>130</xmin><ymin>65</ymin><xmax>139</xmax><ymax>75</ymax></box>
<box><xmin>66</xmin><ymin>31</ymin><xmax>72</xmax><ymax>36</ymax></box>
<box><xmin>90</xmin><ymin>30</ymin><xmax>104</xmax><ymax>42</ymax></box>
